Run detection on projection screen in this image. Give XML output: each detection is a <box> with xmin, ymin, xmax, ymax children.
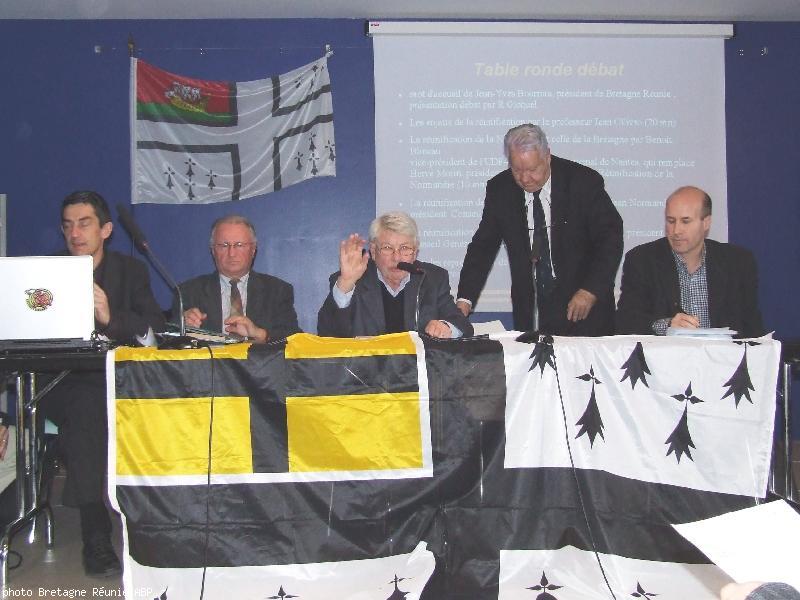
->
<box><xmin>371</xmin><ymin>22</ymin><xmax>732</xmax><ymax>313</ymax></box>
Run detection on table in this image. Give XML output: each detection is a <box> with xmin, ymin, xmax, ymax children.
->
<box><xmin>0</xmin><ymin>346</ymin><xmax>106</xmax><ymax>592</ymax></box>
<box><xmin>109</xmin><ymin>333</ymin><xmax>784</xmax><ymax>599</ymax></box>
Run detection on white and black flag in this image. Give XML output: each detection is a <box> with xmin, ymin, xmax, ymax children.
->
<box><xmin>109</xmin><ymin>333</ymin><xmax>780</xmax><ymax>599</ymax></box>
<box><xmin>131</xmin><ymin>54</ymin><xmax>335</xmax><ymax>204</ymax></box>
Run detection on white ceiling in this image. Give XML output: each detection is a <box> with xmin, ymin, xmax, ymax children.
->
<box><xmin>2</xmin><ymin>0</ymin><xmax>800</xmax><ymax>21</ymax></box>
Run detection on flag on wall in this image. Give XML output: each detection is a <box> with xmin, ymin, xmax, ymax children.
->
<box><xmin>130</xmin><ymin>54</ymin><xmax>335</xmax><ymax>205</ymax></box>
<box><xmin>108</xmin><ymin>333</ymin><xmax>780</xmax><ymax>599</ymax></box>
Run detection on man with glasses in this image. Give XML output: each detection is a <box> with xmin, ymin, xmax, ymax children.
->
<box><xmin>318</xmin><ymin>211</ymin><xmax>472</xmax><ymax>338</ymax></box>
<box><xmin>175</xmin><ymin>214</ymin><xmax>300</xmax><ymax>342</ymax></box>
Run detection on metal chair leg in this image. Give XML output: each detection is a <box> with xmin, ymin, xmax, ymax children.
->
<box><xmin>783</xmin><ymin>361</ymin><xmax>797</xmax><ymax>504</ymax></box>
<box><xmin>0</xmin><ymin>532</ymin><xmax>9</xmax><ymax>594</ymax></box>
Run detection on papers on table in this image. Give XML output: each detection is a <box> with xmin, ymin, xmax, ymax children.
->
<box><xmin>672</xmin><ymin>500</ymin><xmax>800</xmax><ymax>589</ymax></box>
<box><xmin>471</xmin><ymin>320</ymin><xmax>507</xmax><ymax>336</ymax></box>
<box><xmin>667</xmin><ymin>327</ymin><xmax>736</xmax><ymax>339</ymax></box>
<box><xmin>163</xmin><ymin>323</ymin><xmax>244</xmax><ymax>345</ymax></box>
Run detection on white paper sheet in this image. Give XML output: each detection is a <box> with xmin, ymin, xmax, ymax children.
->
<box><xmin>471</xmin><ymin>320</ymin><xmax>506</xmax><ymax>336</ymax></box>
<box><xmin>673</xmin><ymin>500</ymin><xmax>800</xmax><ymax>589</ymax></box>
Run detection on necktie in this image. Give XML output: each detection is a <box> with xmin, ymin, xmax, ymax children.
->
<box><xmin>229</xmin><ymin>278</ymin><xmax>243</xmax><ymax>318</ymax></box>
<box><xmin>530</xmin><ymin>190</ymin><xmax>554</xmax><ymax>308</ymax></box>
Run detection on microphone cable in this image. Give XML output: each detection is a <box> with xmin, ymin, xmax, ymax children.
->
<box><xmin>550</xmin><ymin>338</ymin><xmax>617</xmax><ymax>600</ymax></box>
<box><xmin>198</xmin><ymin>344</ymin><xmax>216</xmax><ymax>600</ymax></box>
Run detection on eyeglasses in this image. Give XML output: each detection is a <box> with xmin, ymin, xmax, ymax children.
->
<box><xmin>376</xmin><ymin>244</ymin><xmax>416</xmax><ymax>258</ymax></box>
<box><xmin>211</xmin><ymin>241</ymin><xmax>254</xmax><ymax>251</ymax></box>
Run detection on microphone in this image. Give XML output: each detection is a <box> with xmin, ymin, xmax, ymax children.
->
<box><xmin>116</xmin><ymin>204</ymin><xmax>194</xmax><ymax>349</ymax></box>
<box><xmin>116</xmin><ymin>204</ymin><xmax>150</xmax><ymax>253</ymax></box>
<box><xmin>397</xmin><ymin>261</ymin><xmax>424</xmax><ymax>274</ymax></box>
<box><xmin>527</xmin><ymin>218</ymin><xmax>566</xmax><ymax>330</ymax></box>
<box><xmin>516</xmin><ymin>331</ymin><xmax>552</xmax><ymax>344</ymax></box>
<box><xmin>397</xmin><ymin>261</ymin><xmax>427</xmax><ymax>330</ymax></box>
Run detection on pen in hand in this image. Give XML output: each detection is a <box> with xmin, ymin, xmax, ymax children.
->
<box><xmin>673</xmin><ymin>302</ymin><xmax>700</xmax><ymax>329</ymax></box>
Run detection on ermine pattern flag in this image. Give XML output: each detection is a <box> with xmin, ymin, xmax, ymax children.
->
<box><xmin>108</xmin><ymin>333</ymin><xmax>780</xmax><ymax>599</ymax></box>
<box><xmin>131</xmin><ymin>55</ymin><xmax>335</xmax><ymax>204</ymax></box>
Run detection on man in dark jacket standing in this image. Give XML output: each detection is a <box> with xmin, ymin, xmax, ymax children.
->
<box><xmin>457</xmin><ymin>124</ymin><xmax>623</xmax><ymax>335</ymax></box>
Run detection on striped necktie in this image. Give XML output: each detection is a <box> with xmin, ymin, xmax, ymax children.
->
<box><xmin>229</xmin><ymin>278</ymin><xmax>243</xmax><ymax>317</ymax></box>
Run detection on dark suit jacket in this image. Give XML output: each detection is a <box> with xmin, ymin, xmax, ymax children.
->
<box><xmin>457</xmin><ymin>155</ymin><xmax>623</xmax><ymax>335</ymax></box>
<box><xmin>94</xmin><ymin>250</ymin><xmax>166</xmax><ymax>342</ymax></box>
<box><xmin>615</xmin><ymin>238</ymin><xmax>764</xmax><ymax>338</ymax></box>
<box><xmin>176</xmin><ymin>270</ymin><xmax>300</xmax><ymax>341</ymax></box>
<box><xmin>43</xmin><ymin>249</ymin><xmax>165</xmax><ymax>506</ymax></box>
<box><xmin>317</xmin><ymin>260</ymin><xmax>473</xmax><ymax>338</ymax></box>
<box><xmin>55</xmin><ymin>248</ymin><xmax>165</xmax><ymax>341</ymax></box>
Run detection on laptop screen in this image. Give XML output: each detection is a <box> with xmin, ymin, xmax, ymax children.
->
<box><xmin>0</xmin><ymin>255</ymin><xmax>95</xmax><ymax>342</ymax></box>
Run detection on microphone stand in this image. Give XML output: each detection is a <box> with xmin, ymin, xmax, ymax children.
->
<box><xmin>397</xmin><ymin>261</ymin><xmax>426</xmax><ymax>331</ymax></box>
<box><xmin>116</xmin><ymin>204</ymin><xmax>195</xmax><ymax>350</ymax></box>
<box><xmin>143</xmin><ymin>252</ymin><xmax>196</xmax><ymax>349</ymax></box>
<box><xmin>414</xmin><ymin>270</ymin><xmax>427</xmax><ymax>331</ymax></box>
<box><xmin>530</xmin><ymin>234</ymin><xmax>541</xmax><ymax>334</ymax></box>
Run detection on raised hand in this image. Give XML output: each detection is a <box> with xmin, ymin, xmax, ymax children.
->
<box><xmin>336</xmin><ymin>233</ymin><xmax>369</xmax><ymax>293</ymax></box>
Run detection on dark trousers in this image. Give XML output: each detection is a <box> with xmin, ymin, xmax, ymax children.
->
<box><xmin>40</xmin><ymin>371</ymin><xmax>108</xmax><ymax>508</ymax></box>
<box><xmin>0</xmin><ymin>480</ymin><xmax>17</xmax><ymax>528</ymax></box>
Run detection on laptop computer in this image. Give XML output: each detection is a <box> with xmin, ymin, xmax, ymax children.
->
<box><xmin>0</xmin><ymin>255</ymin><xmax>96</xmax><ymax>351</ymax></box>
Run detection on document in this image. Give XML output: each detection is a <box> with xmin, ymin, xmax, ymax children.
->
<box><xmin>672</xmin><ymin>500</ymin><xmax>800</xmax><ymax>588</ymax></box>
<box><xmin>667</xmin><ymin>326</ymin><xmax>736</xmax><ymax>339</ymax></box>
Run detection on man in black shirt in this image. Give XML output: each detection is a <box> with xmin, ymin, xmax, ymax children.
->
<box><xmin>43</xmin><ymin>191</ymin><xmax>164</xmax><ymax>577</ymax></box>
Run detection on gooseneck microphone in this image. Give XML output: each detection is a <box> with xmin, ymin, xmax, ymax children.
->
<box><xmin>397</xmin><ymin>261</ymin><xmax>423</xmax><ymax>275</ymax></box>
<box><xmin>117</xmin><ymin>205</ymin><xmax>149</xmax><ymax>252</ymax></box>
<box><xmin>116</xmin><ymin>204</ymin><xmax>194</xmax><ymax>349</ymax></box>
<box><xmin>397</xmin><ymin>261</ymin><xmax>427</xmax><ymax>331</ymax></box>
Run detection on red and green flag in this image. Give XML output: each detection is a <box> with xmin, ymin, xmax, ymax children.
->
<box><xmin>131</xmin><ymin>55</ymin><xmax>335</xmax><ymax>204</ymax></box>
<box><xmin>135</xmin><ymin>60</ymin><xmax>237</xmax><ymax>127</ymax></box>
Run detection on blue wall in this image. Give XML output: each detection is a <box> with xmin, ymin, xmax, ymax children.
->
<box><xmin>1</xmin><ymin>19</ymin><xmax>798</xmax><ymax>341</ymax></box>
<box><xmin>724</xmin><ymin>23</ymin><xmax>800</xmax><ymax>343</ymax></box>
<box><xmin>1</xmin><ymin>19</ymin><xmax>374</xmax><ymax>334</ymax></box>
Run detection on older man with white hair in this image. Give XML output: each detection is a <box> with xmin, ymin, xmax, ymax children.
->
<box><xmin>176</xmin><ymin>214</ymin><xmax>300</xmax><ymax>342</ymax></box>
<box><xmin>457</xmin><ymin>123</ymin><xmax>623</xmax><ymax>335</ymax></box>
<box><xmin>318</xmin><ymin>211</ymin><xmax>472</xmax><ymax>338</ymax></box>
